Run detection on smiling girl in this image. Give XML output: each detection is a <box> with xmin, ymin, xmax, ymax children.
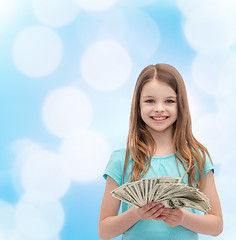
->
<box><xmin>98</xmin><ymin>63</ymin><xmax>223</xmax><ymax>240</ymax></box>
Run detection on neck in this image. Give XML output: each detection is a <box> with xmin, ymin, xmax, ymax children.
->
<box><xmin>146</xmin><ymin>126</ymin><xmax>174</xmax><ymax>157</ymax></box>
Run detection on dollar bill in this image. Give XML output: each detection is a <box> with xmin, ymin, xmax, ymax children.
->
<box><xmin>111</xmin><ymin>176</ymin><xmax>210</xmax><ymax>213</ymax></box>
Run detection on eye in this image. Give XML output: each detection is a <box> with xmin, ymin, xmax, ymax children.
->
<box><xmin>166</xmin><ymin>99</ymin><xmax>175</xmax><ymax>103</ymax></box>
<box><xmin>146</xmin><ymin>99</ymin><xmax>154</xmax><ymax>103</ymax></box>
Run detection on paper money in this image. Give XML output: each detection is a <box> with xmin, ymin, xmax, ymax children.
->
<box><xmin>111</xmin><ymin>176</ymin><xmax>210</xmax><ymax>213</ymax></box>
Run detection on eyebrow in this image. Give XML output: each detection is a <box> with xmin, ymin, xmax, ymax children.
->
<box><xmin>166</xmin><ymin>96</ymin><xmax>177</xmax><ymax>99</ymax></box>
<box><xmin>142</xmin><ymin>95</ymin><xmax>177</xmax><ymax>98</ymax></box>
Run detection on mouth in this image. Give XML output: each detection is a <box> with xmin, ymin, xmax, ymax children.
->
<box><xmin>151</xmin><ymin>116</ymin><xmax>169</xmax><ymax>121</ymax></box>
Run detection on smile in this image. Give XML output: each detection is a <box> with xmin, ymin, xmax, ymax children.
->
<box><xmin>151</xmin><ymin>116</ymin><xmax>169</xmax><ymax>120</ymax></box>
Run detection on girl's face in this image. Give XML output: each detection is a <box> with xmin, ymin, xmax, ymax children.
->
<box><xmin>140</xmin><ymin>79</ymin><xmax>178</xmax><ymax>136</ymax></box>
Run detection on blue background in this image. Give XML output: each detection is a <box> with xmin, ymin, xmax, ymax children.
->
<box><xmin>0</xmin><ymin>0</ymin><xmax>236</xmax><ymax>239</ymax></box>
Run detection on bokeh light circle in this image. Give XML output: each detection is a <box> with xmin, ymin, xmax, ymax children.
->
<box><xmin>0</xmin><ymin>0</ymin><xmax>20</xmax><ymax>28</ymax></box>
<box><xmin>184</xmin><ymin>7</ymin><xmax>236</xmax><ymax>52</ymax></box>
<box><xmin>176</xmin><ymin>0</ymin><xmax>218</xmax><ymax>16</ymax></box>
<box><xmin>15</xmin><ymin>200</ymin><xmax>64</xmax><ymax>240</ymax></box>
<box><xmin>0</xmin><ymin>201</ymin><xmax>15</xmax><ymax>239</ymax></box>
<box><xmin>76</xmin><ymin>9</ymin><xmax>126</xmax><ymax>48</ymax></box>
<box><xmin>176</xmin><ymin>0</ymin><xmax>200</xmax><ymax>16</ymax></box>
<box><xmin>74</xmin><ymin>0</ymin><xmax>118</xmax><ymax>12</ymax></box>
<box><xmin>11</xmin><ymin>140</ymin><xmax>42</xmax><ymax>196</ymax></box>
<box><xmin>32</xmin><ymin>0</ymin><xmax>80</xmax><ymax>27</ymax></box>
<box><xmin>122</xmin><ymin>8</ymin><xmax>161</xmax><ymax>61</ymax></box>
<box><xmin>76</xmin><ymin>9</ymin><xmax>160</xmax><ymax>63</ymax></box>
<box><xmin>60</xmin><ymin>130</ymin><xmax>110</xmax><ymax>182</ymax></box>
<box><xmin>192</xmin><ymin>51</ymin><xmax>234</xmax><ymax>95</ymax></box>
<box><xmin>186</xmin><ymin>87</ymin><xmax>204</xmax><ymax>120</ymax></box>
<box><xmin>81</xmin><ymin>40</ymin><xmax>132</xmax><ymax>91</ymax></box>
<box><xmin>13</xmin><ymin>26</ymin><xmax>63</xmax><ymax>77</ymax></box>
<box><xmin>21</xmin><ymin>149</ymin><xmax>71</xmax><ymax>200</ymax></box>
<box><xmin>218</xmin><ymin>55</ymin><xmax>236</xmax><ymax>98</ymax></box>
<box><xmin>42</xmin><ymin>87</ymin><xmax>93</xmax><ymax>138</ymax></box>
<box><xmin>119</xmin><ymin>0</ymin><xmax>158</xmax><ymax>7</ymax></box>
<box><xmin>193</xmin><ymin>113</ymin><xmax>230</xmax><ymax>164</ymax></box>
<box><xmin>215</xmin><ymin>55</ymin><xmax>236</xmax><ymax>140</ymax></box>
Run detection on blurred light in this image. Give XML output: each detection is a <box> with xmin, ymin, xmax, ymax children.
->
<box><xmin>42</xmin><ymin>87</ymin><xmax>93</xmax><ymax>138</ymax></box>
<box><xmin>215</xmin><ymin>95</ymin><xmax>236</xmax><ymax>140</ymax></box>
<box><xmin>186</xmin><ymin>87</ymin><xmax>203</xmax><ymax>120</ymax></box>
<box><xmin>81</xmin><ymin>40</ymin><xmax>132</xmax><ymax>91</ymax></box>
<box><xmin>15</xmin><ymin>201</ymin><xmax>64</xmax><ymax>240</ymax></box>
<box><xmin>218</xmin><ymin>54</ymin><xmax>236</xmax><ymax>98</ymax></box>
<box><xmin>218</xmin><ymin>0</ymin><xmax>236</xmax><ymax>23</ymax></box>
<box><xmin>176</xmin><ymin>0</ymin><xmax>206</xmax><ymax>16</ymax></box>
<box><xmin>98</xmin><ymin>9</ymin><xmax>126</xmax><ymax>39</ymax></box>
<box><xmin>0</xmin><ymin>0</ymin><xmax>17</xmax><ymax>26</ymax></box>
<box><xmin>192</xmin><ymin>51</ymin><xmax>234</xmax><ymax>95</ymax></box>
<box><xmin>12</xmin><ymin>26</ymin><xmax>63</xmax><ymax>77</ymax></box>
<box><xmin>74</xmin><ymin>0</ymin><xmax>118</xmax><ymax>12</ymax></box>
<box><xmin>216</xmin><ymin>55</ymin><xmax>236</xmax><ymax>140</ymax></box>
<box><xmin>21</xmin><ymin>149</ymin><xmax>71</xmax><ymax>201</ymax></box>
<box><xmin>184</xmin><ymin>7</ymin><xmax>236</xmax><ymax>52</ymax></box>
<box><xmin>193</xmin><ymin>113</ymin><xmax>231</xmax><ymax>164</ymax></box>
<box><xmin>32</xmin><ymin>0</ymin><xmax>80</xmax><ymax>27</ymax></box>
<box><xmin>0</xmin><ymin>201</ymin><xmax>15</xmax><ymax>240</ymax></box>
<box><xmin>11</xmin><ymin>140</ymin><xmax>42</xmax><ymax>196</ymax></box>
<box><xmin>119</xmin><ymin>0</ymin><xmax>158</xmax><ymax>7</ymax></box>
<box><xmin>60</xmin><ymin>130</ymin><xmax>110</xmax><ymax>182</ymax></box>
<box><xmin>2</xmin><ymin>0</ymin><xmax>236</xmax><ymax>239</ymax></box>
<box><xmin>122</xmin><ymin>8</ymin><xmax>161</xmax><ymax>61</ymax></box>
<box><xmin>76</xmin><ymin>9</ymin><xmax>126</xmax><ymax>48</ymax></box>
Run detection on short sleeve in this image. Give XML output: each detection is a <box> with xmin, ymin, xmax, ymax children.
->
<box><xmin>203</xmin><ymin>152</ymin><xmax>214</xmax><ymax>177</ymax></box>
<box><xmin>103</xmin><ymin>149</ymin><xmax>126</xmax><ymax>186</ymax></box>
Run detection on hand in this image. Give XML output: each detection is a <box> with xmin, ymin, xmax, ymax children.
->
<box><xmin>132</xmin><ymin>202</ymin><xmax>166</xmax><ymax>221</ymax></box>
<box><xmin>161</xmin><ymin>208</ymin><xmax>185</xmax><ymax>227</ymax></box>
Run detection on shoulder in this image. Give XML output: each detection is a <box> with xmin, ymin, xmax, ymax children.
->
<box><xmin>111</xmin><ymin>148</ymin><xmax>127</xmax><ymax>158</ymax></box>
<box><xmin>196</xmin><ymin>148</ymin><xmax>214</xmax><ymax>177</ymax></box>
<box><xmin>108</xmin><ymin>148</ymin><xmax>128</xmax><ymax>166</ymax></box>
<box><xmin>103</xmin><ymin>148</ymin><xmax>128</xmax><ymax>186</ymax></box>
<box><xmin>202</xmin><ymin>150</ymin><xmax>214</xmax><ymax>176</ymax></box>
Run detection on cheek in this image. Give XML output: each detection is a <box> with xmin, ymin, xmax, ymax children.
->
<box><xmin>140</xmin><ymin>104</ymin><xmax>145</xmax><ymax>116</ymax></box>
<box><xmin>171</xmin><ymin>105</ymin><xmax>178</xmax><ymax>116</ymax></box>
<box><xmin>175</xmin><ymin>108</ymin><xmax>178</xmax><ymax>118</ymax></box>
<box><xmin>140</xmin><ymin>109</ymin><xmax>145</xmax><ymax>121</ymax></box>
<box><xmin>140</xmin><ymin>106</ymin><xmax>150</xmax><ymax>119</ymax></box>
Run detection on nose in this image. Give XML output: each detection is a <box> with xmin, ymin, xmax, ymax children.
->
<box><xmin>154</xmin><ymin>102</ymin><xmax>165</xmax><ymax>112</ymax></box>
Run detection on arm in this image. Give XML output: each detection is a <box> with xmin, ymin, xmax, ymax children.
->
<box><xmin>98</xmin><ymin>176</ymin><xmax>140</xmax><ymax>240</ymax></box>
<box><xmin>98</xmin><ymin>176</ymin><xmax>165</xmax><ymax>240</ymax></box>
<box><xmin>161</xmin><ymin>171</ymin><xmax>223</xmax><ymax>236</ymax></box>
<box><xmin>181</xmin><ymin>170</ymin><xmax>223</xmax><ymax>235</ymax></box>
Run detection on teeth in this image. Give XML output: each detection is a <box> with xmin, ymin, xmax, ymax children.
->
<box><xmin>152</xmin><ymin>117</ymin><xmax>168</xmax><ymax>120</ymax></box>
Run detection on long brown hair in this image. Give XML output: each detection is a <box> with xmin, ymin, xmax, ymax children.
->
<box><xmin>123</xmin><ymin>63</ymin><xmax>212</xmax><ymax>188</ymax></box>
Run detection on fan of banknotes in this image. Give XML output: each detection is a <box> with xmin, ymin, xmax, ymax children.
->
<box><xmin>111</xmin><ymin>176</ymin><xmax>210</xmax><ymax>213</ymax></box>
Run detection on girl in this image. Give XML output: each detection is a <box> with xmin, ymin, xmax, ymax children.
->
<box><xmin>98</xmin><ymin>63</ymin><xmax>223</xmax><ymax>240</ymax></box>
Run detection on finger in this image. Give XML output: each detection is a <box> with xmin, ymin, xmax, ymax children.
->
<box><xmin>144</xmin><ymin>203</ymin><xmax>163</xmax><ymax>214</ymax></box>
<box><xmin>168</xmin><ymin>209</ymin><xmax>181</xmax><ymax>216</ymax></box>
<box><xmin>155</xmin><ymin>214</ymin><xmax>167</xmax><ymax>221</ymax></box>
<box><xmin>161</xmin><ymin>211</ymin><xmax>177</xmax><ymax>221</ymax></box>
<box><xmin>162</xmin><ymin>208</ymin><xmax>180</xmax><ymax>216</ymax></box>
<box><xmin>142</xmin><ymin>202</ymin><xmax>156</xmax><ymax>213</ymax></box>
<box><xmin>164</xmin><ymin>213</ymin><xmax>178</xmax><ymax>222</ymax></box>
<box><xmin>137</xmin><ymin>202</ymin><xmax>158</xmax><ymax>219</ymax></box>
<box><xmin>152</xmin><ymin>208</ymin><xmax>165</xmax><ymax>219</ymax></box>
<box><xmin>143</xmin><ymin>204</ymin><xmax>163</xmax><ymax>219</ymax></box>
<box><xmin>163</xmin><ymin>217</ymin><xmax>176</xmax><ymax>227</ymax></box>
<box><xmin>162</xmin><ymin>210</ymin><xmax>183</xmax><ymax>226</ymax></box>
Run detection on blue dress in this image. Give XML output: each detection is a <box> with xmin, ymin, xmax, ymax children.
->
<box><xmin>103</xmin><ymin>148</ymin><xmax>214</xmax><ymax>240</ymax></box>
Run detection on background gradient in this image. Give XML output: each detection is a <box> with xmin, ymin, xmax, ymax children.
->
<box><xmin>0</xmin><ymin>0</ymin><xmax>236</xmax><ymax>239</ymax></box>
